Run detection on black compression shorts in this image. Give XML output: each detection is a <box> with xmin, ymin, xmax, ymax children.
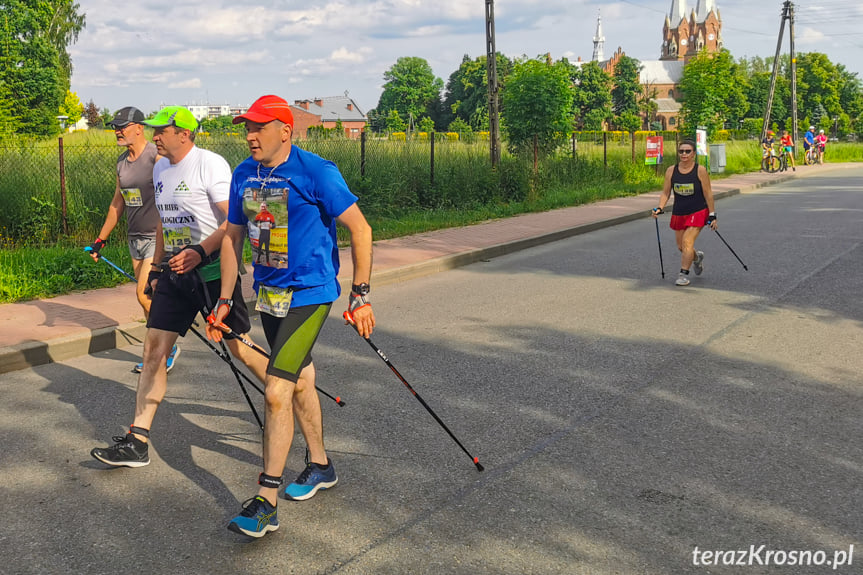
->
<box><xmin>147</xmin><ymin>272</ymin><xmax>251</xmax><ymax>337</ymax></box>
<box><xmin>260</xmin><ymin>303</ymin><xmax>331</xmax><ymax>382</ymax></box>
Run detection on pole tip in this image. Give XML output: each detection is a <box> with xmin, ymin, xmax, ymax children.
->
<box><xmin>474</xmin><ymin>458</ymin><xmax>484</xmax><ymax>472</ymax></box>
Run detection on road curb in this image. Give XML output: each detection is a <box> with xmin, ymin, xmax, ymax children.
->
<box><xmin>0</xmin><ymin>322</ymin><xmax>147</xmax><ymax>375</ymax></box>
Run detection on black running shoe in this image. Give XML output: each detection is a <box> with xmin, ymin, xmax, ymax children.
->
<box><xmin>90</xmin><ymin>433</ymin><xmax>150</xmax><ymax>468</ymax></box>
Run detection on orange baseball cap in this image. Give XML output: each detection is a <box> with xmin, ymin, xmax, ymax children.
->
<box><xmin>233</xmin><ymin>95</ymin><xmax>294</xmax><ymax>128</ymax></box>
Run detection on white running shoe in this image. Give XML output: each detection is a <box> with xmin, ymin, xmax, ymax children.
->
<box><xmin>693</xmin><ymin>251</ymin><xmax>704</xmax><ymax>276</ymax></box>
<box><xmin>675</xmin><ymin>273</ymin><xmax>691</xmax><ymax>286</ymax></box>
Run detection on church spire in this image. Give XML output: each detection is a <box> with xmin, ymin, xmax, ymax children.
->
<box><xmin>592</xmin><ymin>10</ymin><xmax>605</xmax><ymax>62</ymax></box>
<box><xmin>694</xmin><ymin>0</ymin><xmax>717</xmax><ymax>22</ymax></box>
<box><xmin>669</xmin><ymin>0</ymin><xmax>687</xmax><ymax>25</ymax></box>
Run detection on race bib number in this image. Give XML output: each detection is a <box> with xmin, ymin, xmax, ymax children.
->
<box><xmin>163</xmin><ymin>227</ymin><xmax>193</xmax><ymax>249</ymax></box>
<box><xmin>673</xmin><ymin>183</ymin><xmax>695</xmax><ymax>196</ymax></box>
<box><xmin>255</xmin><ymin>285</ymin><xmax>292</xmax><ymax>318</ymax></box>
<box><xmin>121</xmin><ymin>188</ymin><xmax>143</xmax><ymax>207</ymax></box>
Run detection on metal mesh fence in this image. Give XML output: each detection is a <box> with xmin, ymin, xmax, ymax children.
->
<box><xmin>0</xmin><ymin>130</ymin><xmax>723</xmax><ymax>247</ymax></box>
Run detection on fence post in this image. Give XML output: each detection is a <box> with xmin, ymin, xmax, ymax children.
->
<box><xmin>533</xmin><ymin>134</ymin><xmax>538</xmax><ymax>176</ymax></box>
<box><xmin>360</xmin><ymin>130</ymin><xmax>366</xmax><ymax>178</ymax></box>
<box><xmin>58</xmin><ymin>134</ymin><xmax>68</xmax><ymax>235</ymax></box>
<box><xmin>430</xmin><ymin>131</ymin><xmax>435</xmax><ymax>185</ymax></box>
<box><xmin>631</xmin><ymin>132</ymin><xmax>636</xmax><ymax>163</ymax></box>
<box><xmin>572</xmin><ymin>132</ymin><xmax>577</xmax><ymax>160</ymax></box>
<box><xmin>603</xmin><ymin>131</ymin><xmax>608</xmax><ymax>170</ymax></box>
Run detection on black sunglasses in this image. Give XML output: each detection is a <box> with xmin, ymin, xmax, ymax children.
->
<box><xmin>678</xmin><ymin>149</ymin><xmax>694</xmax><ymax>154</ymax></box>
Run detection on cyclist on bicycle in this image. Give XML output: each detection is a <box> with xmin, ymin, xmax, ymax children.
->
<box><xmin>780</xmin><ymin>130</ymin><xmax>796</xmax><ymax>172</ymax></box>
<box><xmin>761</xmin><ymin>130</ymin><xmax>776</xmax><ymax>158</ymax></box>
<box><xmin>803</xmin><ymin>126</ymin><xmax>816</xmax><ymax>162</ymax></box>
<box><xmin>815</xmin><ymin>129</ymin><xmax>828</xmax><ymax>164</ymax></box>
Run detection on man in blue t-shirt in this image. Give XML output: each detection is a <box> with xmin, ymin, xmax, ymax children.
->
<box><xmin>207</xmin><ymin>94</ymin><xmax>375</xmax><ymax>538</ymax></box>
<box><xmin>804</xmin><ymin>126</ymin><xmax>816</xmax><ymax>152</ymax></box>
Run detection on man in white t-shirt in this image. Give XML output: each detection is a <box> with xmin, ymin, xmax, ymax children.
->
<box><xmin>91</xmin><ymin>106</ymin><xmax>269</xmax><ymax>468</ymax></box>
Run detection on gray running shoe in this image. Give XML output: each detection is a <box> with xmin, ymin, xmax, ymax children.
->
<box><xmin>693</xmin><ymin>251</ymin><xmax>704</xmax><ymax>276</ymax></box>
<box><xmin>675</xmin><ymin>272</ymin><xmax>691</xmax><ymax>286</ymax></box>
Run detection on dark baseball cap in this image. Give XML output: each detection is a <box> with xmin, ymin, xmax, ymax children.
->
<box><xmin>108</xmin><ymin>107</ymin><xmax>145</xmax><ymax>129</ymax></box>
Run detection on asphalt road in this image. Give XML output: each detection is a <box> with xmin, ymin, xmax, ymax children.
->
<box><xmin>1</xmin><ymin>168</ymin><xmax>861</xmax><ymax>575</ymax></box>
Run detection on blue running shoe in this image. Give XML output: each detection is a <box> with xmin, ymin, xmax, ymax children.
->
<box><xmin>228</xmin><ymin>496</ymin><xmax>279</xmax><ymax>538</ymax></box>
<box><xmin>284</xmin><ymin>456</ymin><xmax>337</xmax><ymax>501</ymax></box>
<box><xmin>131</xmin><ymin>362</ymin><xmax>143</xmax><ymax>374</ymax></box>
<box><xmin>166</xmin><ymin>344</ymin><xmax>180</xmax><ymax>373</ymax></box>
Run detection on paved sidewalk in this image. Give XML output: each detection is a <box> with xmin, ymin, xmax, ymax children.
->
<box><xmin>0</xmin><ymin>165</ymin><xmax>841</xmax><ymax>374</ymax></box>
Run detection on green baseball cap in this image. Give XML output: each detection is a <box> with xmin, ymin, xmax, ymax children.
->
<box><xmin>144</xmin><ymin>106</ymin><xmax>199</xmax><ymax>131</ymax></box>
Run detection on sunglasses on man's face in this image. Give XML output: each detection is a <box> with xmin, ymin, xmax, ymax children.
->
<box><xmin>678</xmin><ymin>149</ymin><xmax>694</xmax><ymax>154</ymax></box>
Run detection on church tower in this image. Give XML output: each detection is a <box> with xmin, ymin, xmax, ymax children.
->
<box><xmin>661</xmin><ymin>0</ymin><xmax>722</xmax><ymax>61</ymax></box>
<box><xmin>592</xmin><ymin>11</ymin><xmax>605</xmax><ymax>63</ymax></box>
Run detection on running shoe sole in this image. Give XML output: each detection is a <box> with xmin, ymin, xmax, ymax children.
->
<box><xmin>227</xmin><ymin>520</ymin><xmax>279</xmax><ymax>538</ymax></box>
<box><xmin>90</xmin><ymin>449</ymin><xmax>150</xmax><ymax>468</ymax></box>
<box><xmin>284</xmin><ymin>478</ymin><xmax>338</xmax><ymax>501</ymax></box>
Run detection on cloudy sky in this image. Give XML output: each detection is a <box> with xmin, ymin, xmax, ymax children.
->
<box><xmin>69</xmin><ymin>0</ymin><xmax>862</xmax><ymax>116</ymax></box>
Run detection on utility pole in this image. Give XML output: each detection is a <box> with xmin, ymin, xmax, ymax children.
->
<box><xmin>485</xmin><ymin>0</ymin><xmax>501</xmax><ymax>167</ymax></box>
<box><xmin>788</xmin><ymin>2</ymin><xmax>798</xmax><ymax>151</ymax></box>
<box><xmin>761</xmin><ymin>1</ymin><xmax>793</xmax><ymax>143</ymax></box>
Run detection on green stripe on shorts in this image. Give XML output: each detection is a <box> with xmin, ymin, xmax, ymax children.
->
<box><xmin>272</xmin><ymin>304</ymin><xmax>330</xmax><ymax>375</ymax></box>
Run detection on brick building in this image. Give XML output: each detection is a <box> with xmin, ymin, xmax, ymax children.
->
<box><xmin>293</xmin><ymin>95</ymin><xmax>367</xmax><ymax>139</ymax></box>
<box><xmin>583</xmin><ymin>0</ymin><xmax>723</xmax><ymax>130</ymax></box>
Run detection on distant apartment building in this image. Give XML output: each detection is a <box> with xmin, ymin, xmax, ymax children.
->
<box><xmin>171</xmin><ymin>93</ymin><xmax>366</xmax><ymax>139</ymax></box>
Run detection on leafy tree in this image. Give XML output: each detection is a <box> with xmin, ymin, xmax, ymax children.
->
<box><xmin>376</xmin><ymin>57</ymin><xmax>444</xmax><ymax>129</ymax></box>
<box><xmin>199</xmin><ymin>115</ymin><xmax>236</xmax><ymax>134</ymax></box>
<box><xmin>501</xmin><ymin>56</ymin><xmax>573</xmax><ymax>154</ymax></box>
<box><xmin>417</xmin><ymin>116</ymin><xmax>435</xmax><ymax>133</ymax></box>
<box><xmin>836</xmin><ymin>64</ymin><xmax>863</xmax><ymax>121</ymax></box>
<box><xmin>448</xmin><ymin>117</ymin><xmax>472</xmax><ymax>135</ymax></box>
<box><xmin>58</xmin><ymin>90</ymin><xmax>84</xmax><ymax>125</ymax></box>
<box><xmin>679</xmin><ymin>49</ymin><xmax>747</xmax><ymax>136</ymax></box>
<box><xmin>365</xmin><ymin>108</ymin><xmax>386</xmax><ymax>133</ymax></box>
<box><xmin>795</xmin><ymin>53</ymin><xmax>842</xmax><ymax>123</ymax></box>
<box><xmin>84</xmin><ymin>99</ymin><xmax>102</xmax><ymax>129</ymax></box>
<box><xmin>611</xmin><ymin>55</ymin><xmax>642</xmax><ymax>123</ymax></box>
<box><xmin>442</xmin><ymin>53</ymin><xmax>513</xmax><ymax>131</ymax></box>
<box><xmin>638</xmin><ymin>83</ymin><xmax>659</xmax><ymax>131</ymax></box>
<box><xmin>0</xmin><ymin>1</ymin><xmax>86</xmax><ymax>135</ymax></box>
<box><xmin>744</xmin><ymin>70</ymin><xmax>789</xmax><ymax>127</ymax></box>
<box><xmin>385</xmin><ymin>109</ymin><xmax>407</xmax><ymax>133</ymax></box>
<box><xmin>569</xmin><ymin>60</ymin><xmax>612</xmax><ymax>130</ymax></box>
<box><xmin>616</xmin><ymin>111</ymin><xmax>642</xmax><ymax>133</ymax></box>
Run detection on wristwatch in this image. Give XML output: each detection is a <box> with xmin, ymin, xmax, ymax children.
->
<box><xmin>351</xmin><ymin>282</ymin><xmax>370</xmax><ymax>296</ymax></box>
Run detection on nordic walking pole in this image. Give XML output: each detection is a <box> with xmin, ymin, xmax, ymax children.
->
<box><xmin>343</xmin><ymin>310</ymin><xmax>484</xmax><ymax>472</ymax></box>
<box><xmin>712</xmin><ymin>229</ymin><xmax>749</xmax><ymax>271</ymax></box>
<box><xmin>654</xmin><ymin>217</ymin><xmax>665</xmax><ymax>279</ymax></box>
<box><xmin>208</xmin><ymin>319</ymin><xmax>345</xmax><ymax>407</ymax></box>
<box><xmin>85</xmin><ymin>248</ymin><xmax>266</xmax><ymax>428</ymax></box>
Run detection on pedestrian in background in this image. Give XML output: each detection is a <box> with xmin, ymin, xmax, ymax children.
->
<box><xmin>652</xmin><ymin>139</ymin><xmax>718</xmax><ymax>287</ymax></box>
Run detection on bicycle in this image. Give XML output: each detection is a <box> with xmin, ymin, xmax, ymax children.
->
<box><xmin>761</xmin><ymin>147</ymin><xmax>779</xmax><ymax>173</ymax></box>
<box><xmin>777</xmin><ymin>148</ymin><xmax>790</xmax><ymax>172</ymax></box>
<box><xmin>804</xmin><ymin>146</ymin><xmax>818</xmax><ymax>166</ymax></box>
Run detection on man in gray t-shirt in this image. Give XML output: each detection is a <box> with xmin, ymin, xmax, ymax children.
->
<box><xmin>90</xmin><ymin>106</ymin><xmax>174</xmax><ymax>373</ymax></box>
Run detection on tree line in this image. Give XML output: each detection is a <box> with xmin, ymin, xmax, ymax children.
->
<box><xmin>0</xmin><ymin>1</ymin><xmax>85</xmax><ymax>136</ymax></box>
<box><xmin>369</xmin><ymin>49</ymin><xmax>863</xmax><ymax>151</ymax></box>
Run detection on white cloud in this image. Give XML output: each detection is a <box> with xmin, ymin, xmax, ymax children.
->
<box><xmin>795</xmin><ymin>27</ymin><xmax>827</xmax><ymax>46</ymax></box>
<box><xmin>68</xmin><ymin>0</ymin><xmax>863</xmax><ymax>115</ymax></box>
<box><xmin>169</xmin><ymin>78</ymin><xmax>202</xmax><ymax>89</ymax></box>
